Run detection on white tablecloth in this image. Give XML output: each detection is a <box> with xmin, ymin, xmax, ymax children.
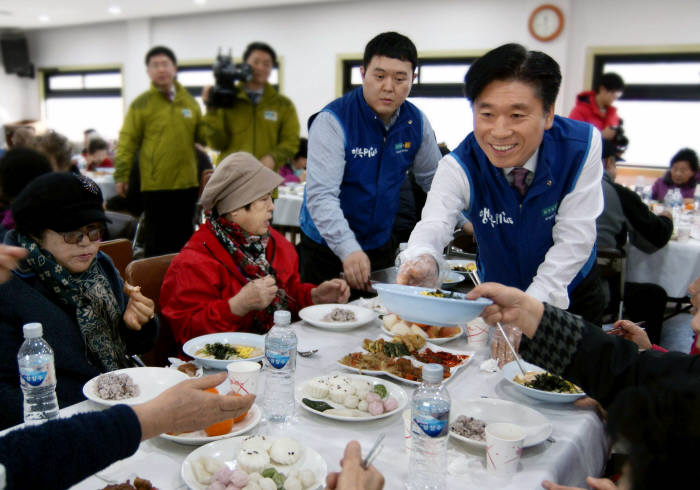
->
<box><xmin>626</xmin><ymin>238</ymin><xmax>700</xmax><ymax>298</ymax></box>
<box><xmin>85</xmin><ymin>170</ymin><xmax>117</xmax><ymax>202</ymax></box>
<box><xmin>66</xmin><ymin>316</ymin><xmax>607</xmax><ymax>489</ymax></box>
<box><xmin>273</xmin><ymin>185</ymin><xmax>304</xmax><ymax>227</ymax></box>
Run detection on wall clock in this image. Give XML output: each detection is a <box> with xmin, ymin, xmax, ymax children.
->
<box><xmin>528</xmin><ymin>4</ymin><xmax>565</xmax><ymax>42</ymax></box>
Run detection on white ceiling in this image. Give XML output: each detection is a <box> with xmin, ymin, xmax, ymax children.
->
<box><xmin>0</xmin><ymin>0</ymin><xmax>343</xmax><ymax>30</ymax></box>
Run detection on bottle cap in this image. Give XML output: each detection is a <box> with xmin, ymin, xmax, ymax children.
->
<box><xmin>274</xmin><ymin>310</ymin><xmax>291</xmax><ymax>325</ymax></box>
<box><xmin>422</xmin><ymin>363</ymin><xmax>443</xmax><ymax>383</ymax></box>
<box><xmin>22</xmin><ymin>323</ymin><xmax>43</xmax><ymax>339</ymax></box>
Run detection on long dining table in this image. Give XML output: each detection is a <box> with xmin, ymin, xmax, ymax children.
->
<box><xmin>60</xmin><ymin>310</ymin><xmax>607</xmax><ymax>489</ymax></box>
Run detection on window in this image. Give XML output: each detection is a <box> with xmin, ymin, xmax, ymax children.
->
<box><xmin>42</xmin><ymin>68</ymin><xmax>123</xmax><ymax>143</ymax></box>
<box><xmin>592</xmin><ymin>52</ymin><xmax>700</xmax><ymax>166</ymax></box>
<box><xmin>342</xmin><ymin>57</ymin><xmax>476</xmax><ymax>151</ymax></box>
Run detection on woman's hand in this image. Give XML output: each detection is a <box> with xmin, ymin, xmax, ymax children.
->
<box><xmin>325</xmin><ymin>441</ymin><xmax>384</xmax><ymax>490</ymax></box>
<box><xmin>0</xmin><ymin>245</ymin><xmax>27</xmax><ymax>284</ymax></box>
<box><xmin>466</xmin><ymin>283</ymin><xmax>544</xmax><ymax>339</ymax></box>
<box><xmin>607</xmin><ymin>319</ymin><xmax>652</xmax><ymax>350</ymax></box>
<box><xmin>122</xmin><ymin>285</ymin><xmax>155</xmax><ymax>330</ymax></box>
<box><xmin>132</xmin><ymin>372</ymin><xmax>255</xmax><ymax>440</ymax></box>
<box><xmin>311</xmin><ymin>279</ymin><xmax>350</xmax><ymax>305</ymax></box>
<box><xmin>229</xmin><ymin>275</ymin><xmax>278</xmax><ymax>316</ymax></box>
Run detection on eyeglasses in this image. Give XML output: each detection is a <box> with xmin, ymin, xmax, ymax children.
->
<box><xmin>60</xmin><ymin>225</ymin><xmax>104</xmax><ymax>244</ymax></box>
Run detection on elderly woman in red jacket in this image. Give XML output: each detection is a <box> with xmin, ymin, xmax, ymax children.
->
<box><xmin>161</xmin><ymin>152</ymin><xmax>349</xmax><ymax>346</ymax></box>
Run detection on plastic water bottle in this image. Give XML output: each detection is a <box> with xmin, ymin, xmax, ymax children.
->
<box><xmin>17</xmin><ymin>323</ymin><xmax>59</xmax><ymax>424</ymax></box>
<box><xmin>694</xmin><ymin>184</ymin><xmax>700</xmax><ymax>210</ymax></box>
<box><xmin>407</xmin><ymin>364</ymin><xmax>451</xmax><ymax>490</ymax></box>
<box><xmin>263</xmin><ymin>310</ymin><xmax>296</xmax><ymax>423</ymax></box>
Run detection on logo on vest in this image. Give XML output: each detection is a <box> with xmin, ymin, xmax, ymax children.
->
<box><xmin>394</xmin><ymin>141</ymin><xmax>411</xmax><ymax>154</ymax></box>
<box><xmin>541</xmin><ymin>203</ymin><xmax>558</xmax><ymax>221</ymax></box>
<box><xmin>479</xmin><ymin>207</ymin><xmax>514</xmax><ymax>228</ymax></box>
<box><xmin>351</xmin><ymin>147</ymin><xmax>378</xmax><ymax>158</ymax></box>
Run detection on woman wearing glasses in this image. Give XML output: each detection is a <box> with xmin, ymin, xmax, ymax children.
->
<box><xmin>0</xmin><ymin>173</ymin><xmax>156</xmax><ymax>429</ymax></box>
<box><xmin>160</xmin><ymin>152</ymin><xmax>349</xmax><ymax>348</ymax></box>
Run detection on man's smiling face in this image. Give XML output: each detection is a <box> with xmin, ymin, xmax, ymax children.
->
<box><xmin>473</xmin><ymin>79</ymin><xmax>554</xmax><ymax>168</ymax></box>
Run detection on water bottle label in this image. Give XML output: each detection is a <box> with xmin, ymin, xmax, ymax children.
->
<box><xmin>19</xmin><ymin>362</ymin><xmax>54</xmax><ymax>388</ymax></box>
<box><xmin>266</xmin><ymin>351</ymin><xmax>290</xmax><ymax>369</ymax></box>
<box><xmin>414</xmin><ymin>412</ymin><xmax>449</xmax><ymax>437</ymax></box>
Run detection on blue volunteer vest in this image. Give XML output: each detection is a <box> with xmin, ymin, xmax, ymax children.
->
<box><xmin>300</xmin><ymin>87</ymin><xmax>423</xmax><ymax>250</ymax></box>
<box><xmin>454</xmin><ymin>115</ymin><xmax>597</xmax><ymax>293</ymax></box>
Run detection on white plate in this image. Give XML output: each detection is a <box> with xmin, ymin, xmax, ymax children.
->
<box><xmin>181</xmin><ymin>436</ymin><xmax>327</xmax><ymax>490</ymax></box>
<box><xmin>183</xmin><ymin>332</ymin><xmax>265</xmax><ymax>370</ymax></box>
<box><xmin>447</xmin><ymin>259</ymin><xmax>477</xmax><ymax>275</ymax></box>
<box><xmin>380</xmin><ymin>323</ymin><xmax>463</xmax><ymax>345</ymax></box>
<box><xmin>337</xmin><ymin>340</ymin><xmax>473</xmax><ymax>386</ymax></box>
<box><xmin>449</xmin><ymin>398</ymin><xmax>552</xmax><ymax>449</ymax></box>
<box><xmin>299</xmin><ymin>304</ymin><xmax>375</xmax><ymax>331</ymax></box>
<box><xmin>442</xmin><ymin>270</ymin><xmax>465</xmax><ymax>288</ymax></box>
<box><xmin>373</xmin><ymin>283</ymin><xmax>492</xmax><ymax>326</ymax></box>
<box><xmin>296</xmin><ymin>373</ymin><xmax>407</xmax><ymax>422</ymax></box>
<box><xmin>501</xmin><ymin>360</ymin><xmax>587</xmax><ymax>404</ymax></box>
<box><xmin>83</xmin><ymin>367</ymin><xmax>188</xmax><ymax>407</ymax></box>
<box><xmin>160</xmin><ymin>404</ymin><xmax>262</xmax><ymax>445</ymax></box>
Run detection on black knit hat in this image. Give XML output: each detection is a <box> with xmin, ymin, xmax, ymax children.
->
<box><xmin>12</xmin><ymin>172</ymin><xmax>109</xmax><ymax>237</ymax></box>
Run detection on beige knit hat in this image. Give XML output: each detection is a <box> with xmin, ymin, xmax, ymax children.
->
<box><xmin>199</xmin><ymin>152</ymin><xmax>284</xmax><ymax>215</ymax></box>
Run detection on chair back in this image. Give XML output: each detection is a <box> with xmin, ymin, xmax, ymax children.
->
<box><xmin>99</xmin><ymin>238</ymin><xmax>133</xmax><ymax>279</ymax></box>
<box><xmin>597</xmin><ymin>247</ymin><xmax>627</xmax><ymax>322</ymax></box>
<box><xmin>125</xmin><ymin>253</ymin><xmax>178</xmax><ymax>366</ymax></box>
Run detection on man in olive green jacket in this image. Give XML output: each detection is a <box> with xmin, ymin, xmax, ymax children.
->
<box><xmin>202</xmin><ymin>42</ymin><xmax>300</xmax><ymax>170</ymax></box>
<box><xmin>114</xmin><ymin>46</ymin><xmax>205</xmax><ymax>257</ymax></box>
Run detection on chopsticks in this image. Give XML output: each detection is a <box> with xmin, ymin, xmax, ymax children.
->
<box><xmin>465</xmin><ymin>265</ymin><xmax>527</xmax><ymax>376</ymax></box>
<box><xmin>361</xmin><ymin>432</ymin><xmax>386</xmax><ymax>469</ymax></box>
<box><xmin>606</xmin><ymin>320</ymin><xmax>646</xmax><ymax>335</ymax></box>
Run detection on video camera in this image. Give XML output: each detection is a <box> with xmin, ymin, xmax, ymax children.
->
<box><xmin>207</xmin><ymin>48</ymin><xmax>253</xmax><ymax>108</ymax></box>
<box><xmin>611</xmin><ymin>119</ymin><xmax>629</xmax><ymax>152</ymax></box>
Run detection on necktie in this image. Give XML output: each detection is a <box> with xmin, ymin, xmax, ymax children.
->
<box><xmin>511</xmin><ymin>167</ymin><xmax>531</xmax><ymax>197</ymax></box>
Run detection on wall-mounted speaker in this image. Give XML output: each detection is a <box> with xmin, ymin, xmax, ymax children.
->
<box><xmin>1</xmin><ymin>36</ymin><xmax>34</xmax><ymax>78</ymax></box>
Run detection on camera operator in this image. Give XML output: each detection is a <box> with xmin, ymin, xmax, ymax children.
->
<box><xmin>569</xmin><ymin>72</ymin><xmax>625</xmax><ymax>141</ymax></box>
<box><xmin>202</xmin><ymin>42</ymin><xmax>300</xmax><ymax>170</ymax></box>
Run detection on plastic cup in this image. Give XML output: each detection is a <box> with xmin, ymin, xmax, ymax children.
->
<box><xmin>402</xmin><ymin>409</ymin><xmax>412</xmax><ymax>451</ymax></box>
<box><xmin>466</xmin><ymin>317</ymin><xmax>490</xmax><ymax>347</ymax></box>
<box><xmin>485</xmin><ymin>422</ymin><xmax>526</xmax><ymax>474</ymax></box>
<box><xmin>226</xmin><ymin>361</ymin><xmax>261</xmax><ymax>396</ymax></box>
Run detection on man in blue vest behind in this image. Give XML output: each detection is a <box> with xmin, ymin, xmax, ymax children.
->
<box><xmin>398</xmin><ymin>43</ymin><xmax>606</xmax><ymax>324</ymax></box>
<box><xmin>298</xmin><ymin>32</ymin><xmax>441</xmax><ymax>293</ymax></box>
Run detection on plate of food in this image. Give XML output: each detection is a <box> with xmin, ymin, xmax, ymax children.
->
<box><xmin>160</xmin><ymin>404</ymin><xmax>262</xmax><ymax>445</ymax></box>
<box><xmin>381</xmin><ymin>313</ymin><xmax>463</xmax><ymax>344</ymax></box>
<box><xmin>447</xmin><ymin>259</ymin><xmax>477</xmax><ymax>275</ymax></box>
<box><xmin>182</xmin><ymin>435</ymin><xmax>326</xmax><ymax>490</ymax></box>
<box><xmin>83</xmin><ymin>367</ymin><xmax>188</xmax><ymax>407</ymax></box>
<box><xmin>449</xmin><ymin>398</ymin><xmax>552</xmax><ymax>449</ymax></box>
<box><xmin>296</xmin><ymin>373</ymin><xmax>407</xmax><ymax>422</ymax></box>
<box><xmin>372</xmin><ymin>283</ymin><xmax>491</xmax><ymax>326</ymax></box>
<box><xmin>501</xmin><ymin>360</ymin><xmax>586</xmax><ymax>403</ymax></box>
<box><xmin>337</xmin><ymin>335</ymin><xmax>473</xmax><ymax>386</ymax></box>
<box><xmin>298</xmin><ymin>304</ymin><xmax>376</xmax><ymax>331</ymax></box>
<box><xmin>441</xmin><ymin>270</ymin><xmax>465</xmax><ymax>288</ymax></box>
<box><xmin>183</xmin><ymin>332</ymin><xmax>265</xmax><ymax>370</ymax></box>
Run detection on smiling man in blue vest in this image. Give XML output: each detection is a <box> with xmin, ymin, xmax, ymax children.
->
<box><xmin>398</xmin><ymin>43</ymin><xmax>606</xmax><ymax>324</ymax></box>
<box><xmin>298</xmin><ymin>32</ymin><xmax>441</xmax><ymax>292</ymax></box>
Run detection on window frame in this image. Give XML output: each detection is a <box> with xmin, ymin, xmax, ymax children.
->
<box><xmin>592</xmin><ymin>52</ymin><xmax>700</xmax><ymax>101</ymax></box>
<box><xmin>340</xmin><ymin>55</ymin><xmax>478</xmax><ymax>97</ymax></box>
<box><xmin>42</xmin><ymin>67</ymin><xmax>123</xmax><ymax>99</ymax></box>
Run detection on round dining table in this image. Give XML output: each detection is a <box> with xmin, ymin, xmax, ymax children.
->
<box><xmin>58</xmin><ymin>307</ymin><xmax>607</xmax><ymax>489</ymax></box>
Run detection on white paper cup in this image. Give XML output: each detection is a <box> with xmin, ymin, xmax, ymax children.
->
<box><xmin>485</xmin><ymin>422</ymin><xmax>526</xmax><ymax>474</ymax></box>
<box><xmin>402</xmin><ymin>409</ymin><xmax>412</xmax><ymax>451</ymax></box>
<box><xmin>226</xmin><ymin>361</ymin><xmax>261</xmax><ymax>396</ymax></box>
<box><xmin>466</xmin><ymin>317</ymin><xmax>490</xmax><ymax>347</ymax></box>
